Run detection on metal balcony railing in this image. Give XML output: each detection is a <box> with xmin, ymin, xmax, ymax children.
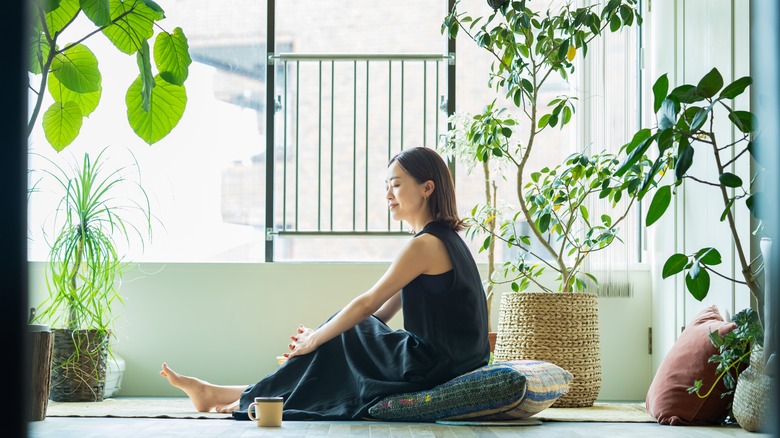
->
<box><xmin>264</xmin><ymin>52</ymin><xmax>454</xmax><ymax>259</ymax></box>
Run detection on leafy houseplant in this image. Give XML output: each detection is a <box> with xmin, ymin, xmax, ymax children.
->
<box><xmin>33</xmin><ymin>147</ymin><xmax>153</xmax><ymax>401</ymax></box>
<box><xmin>626</xmin><ymin>68</ymin><xmax>764</xmax><ymax>322</ymax></box>
<box><xmin>441</xmin><ymin>0</ymin><xmax>645</xmax><ymax>407</ymax></box>
<box><xmin>442</xmin><ymin>0</ymin><xmax>644</xmax><ymax>293</ymax></box>
<box><xmin>28</xmin><ymin>0</ymin><xmax>192</xmax><ymax>151</ymax></box>
<box><xmin>621</xmin><ymin>68</ymin><xmax>774</xmax><ymax>428</ymax></box>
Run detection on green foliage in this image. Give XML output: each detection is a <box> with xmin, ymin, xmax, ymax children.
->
<box><xmin>33</xmin><ymin>146</ymin><xmax>153</xmax><ymax>333</ymax></box>
<box><xmin>28</xmin><ymin>0</ymin><xmax>192</xmax><ymax>150</ymax></box>
<box><xmin>441</xmin><ymin>0</ymin><xmax>643</xmax><ymax>292</ymax></box>
<box><xmin>688</xmin><ymin>308</ymin><xmax>763</xmax><ymax>402</ymax></box>
<box><xmin>622</xmin><ymin>68</ymin><xmax>764</xmax><ymax>311</ymax></box>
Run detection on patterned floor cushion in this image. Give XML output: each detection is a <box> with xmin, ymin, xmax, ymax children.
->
<box><xmin>368</xmin><ymin>360</ymin><xmax>572</xmax><ymax>422</ymax></box>
<box><xmin>368</xmin><ymin>362</ymin><xmax>527</xmax><ymax>422</ymax></box>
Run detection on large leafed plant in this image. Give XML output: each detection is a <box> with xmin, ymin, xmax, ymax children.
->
<box><xmin>28</xmin><ymin>0</ymin><xmax>192</xmax><ymax>151</ymax></box>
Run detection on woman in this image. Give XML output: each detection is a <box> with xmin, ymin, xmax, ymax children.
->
<box><xmin>160</xmin><ymin>146</ymin><xmax>489</xmax><ymax>420</ymax></box>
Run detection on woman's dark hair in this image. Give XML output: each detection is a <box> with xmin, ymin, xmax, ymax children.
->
<box><xmin>388</xmin><ymin>147</ymin><xmax>466</xmax><ymax>232</ymax></box>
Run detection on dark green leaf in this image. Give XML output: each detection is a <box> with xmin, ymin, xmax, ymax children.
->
<box><xmin>719</xmin><ymin>172</ymin><xmax>743</xmax><ymax>188</ymax></box>
<box><xmin>538</xmin><ymin>213</ymin><xmax>550</xmax><ymax>233</ymax></box>
<box><xmin>696</xmin><ymin>247</ymin><xmax>722</xmax><ymax>266</ymax></box>
<box><xmin>719</xmin><ymin>76</ymin><xmax>752</xmax><ymax>100</ymax></box>
<box><xmin>659</xmin><ymin>98</ymin><xmax>679</xmax><ymax>130</ymax></box>
<box><xmin>615</xmin><ymin>129</ymin><xmax>653</xmax><ymax>177</ymax></box>
<box><xmin>652</xmin><ymin>74</ymin><xmax>668</xmax><ymax>113</ymax></box>
<box><xmin>646</xmin><ymin>185</ymin><xmax>671</xmax><ymax>227</ymax></box>
<box><xmin>696</xmin><ymin>68</ymin><xmax>723</xmax><ymax>98</ymax></box>
<box><xmin>728</xmin><ymin>110</ymin><xmax>755</xmax><ymax>133</ymax></box>
<box><xmin>670</xmin><ymin>84</ymin><xmax>703</xmax><ymax>104</ymax></box>
<box><xmin>675</xmin><ymin>138</ymin><xmax>694</xmax><ymax>181</ymax></box>
<box><xmin>685</xmin><ymin>268</ymin><xmax>710</xmax><ymax>301</ymax></box>
<box><xmin>662</xmin><ymin>253</ymin><xmax>688</xmax><ymax>279</ymax></box>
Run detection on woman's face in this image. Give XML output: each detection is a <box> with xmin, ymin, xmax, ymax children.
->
<box><xmin>386</xmin><ymin>161</ymin><xmax>429</xmax><ymax>224</ymax></box>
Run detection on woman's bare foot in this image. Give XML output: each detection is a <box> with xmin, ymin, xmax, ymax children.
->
<box><xmin>160</xmin><ymin>363</ymin><xmax>245</xmax><ymax>413</ymax></box>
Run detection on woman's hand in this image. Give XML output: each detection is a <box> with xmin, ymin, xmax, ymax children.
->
<box><xmin>284</xmin><ymin>324</ymin><xmax>318</xmax><ymax>359</ymax></box>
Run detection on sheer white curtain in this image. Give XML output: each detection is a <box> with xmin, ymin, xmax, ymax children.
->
<box><xmin>577</xmin><ymin>0</ymin><xmax>643</xmax><ymax>297</ymax></box>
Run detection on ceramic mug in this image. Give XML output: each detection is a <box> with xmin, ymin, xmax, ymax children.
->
<box><xmin>247</xmin><ymin>396</ymin><xmax>284</xmax><ymax>427</ymax></box>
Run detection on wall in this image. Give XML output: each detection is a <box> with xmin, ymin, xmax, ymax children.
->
<box><xmin>29</xmin><ymin>261</ymin><xmax>651</xmax><ymax>400</ymax></box>
<box><xmin>644</xmin><ymin>0</ymin><xmax>752</xmax><ymax>372</ymax></box>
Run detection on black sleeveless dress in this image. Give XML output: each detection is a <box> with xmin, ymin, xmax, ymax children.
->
<box><xmin>237</xmin><ymin>221</ymin><xmax>489</xmax><ymax>420</ymax></box>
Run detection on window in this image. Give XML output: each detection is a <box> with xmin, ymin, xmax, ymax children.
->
<box><xmin>27</xmin><ymin>0</ymin><xmax>641</xmax><ymax>265</ymax></box>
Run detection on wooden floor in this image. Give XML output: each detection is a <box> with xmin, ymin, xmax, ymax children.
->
<box><xmin>28</xmin><ymin>417</ymin><xmax>772</xmax><ymax>437</ymax></box>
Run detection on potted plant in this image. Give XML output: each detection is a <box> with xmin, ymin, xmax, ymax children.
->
<box><xmin>33</xmin><ymin>147</ymin><xmax>153</xmax><ymax>402</ymax></box>
<box><xmin>27</xmin><ymin>0</ymin><xmax>191</xmax><ymax>403</ymax></box>
<box><xmin>624</xmin><ymin>68</ymin><xmax>774</xmax><ymax>430</ymax></box>
<box><xmin>441</xmin><ymin>0</ymin><xmax>644</xmax><ymax>406</ymax></box>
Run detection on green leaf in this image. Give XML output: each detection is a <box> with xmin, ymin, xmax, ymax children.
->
<box><xmin>81</xmin><ymin>0</ymin><xmax>111</xmax><ymax>26</ymax></box>
<box><xmin>42</xmin><ymin>101</ymin><xmax>83</xmax><ymax>151</ymax></box>
<box><xmin>126</xmin><ymin>74</ymin><xmax>187</xmax><ymax>144</ymax></box>
<box><xmin>652</xmin><ymin>74</ymin><xmax>668</xmax><ymax>113</ymax></box>
<box><xmin>696</xmin><ymin>68</ymin><xmax>723</xmax><ymax>99</ymax></box>
<box><xmin>136</xmin><ymin>39</ymin><xmax>154</xmax><ymax>113</ymax></box>
<box><xmin>103</xmin><ymin>0</ymin><xmax>157</xmax><ymax>55</ymax></box>
<box><xmin>685</xmin><ymin>268</ymin><xmax>710</xmax><ymax>301</ymax></box>
<box><xmin>45</xmin><ymin>0</ymin><xmax>80</xmax><ymax>35</ymax></box>
<box><xmin>615</xmin><ymin>129</ymin><xmax>652</xmax><ymax>177</ymax></box>
<box><xmin>662</xmin><ymin>253</ymin><xmax>688</xmax><ymax>279</ymax></box>
<box><xmin>719</xmin><ymin>172</ymin><xmax>743</xmax><ymax>188</ymax></box>
<box><xmin>670</xmin><ymin>84</ymin><xmax>703</xmax><ymax>104</ymax></box>
<box><xmin>728</xmin><ymin>110</ymin><xmax>755</xmax><ymax>133</ymax></box>
<box><xmin>658</xmin><ymin>98</ymin><xmax>678</xmax><ymax>130</ymax></box>
<box><xmin>538</xmin><ymin>213</ymin><xmax>551</xmax><ymax>233</ymax></box>
<box><xmin>695</xmin><ymin>247</ymin><xmax>722</xmax><ymax>266</ymax></box>
<box><xmin>538</xmin><ymin>114</ymin><xmax>551</xmax><ymax>128</ymax></box>
<box><xmin>675</xmin><ymin>138</ymin><xmax>694</xmax><ymax>181</ymax></box>
<box><xmin>39</xmin><ymin>0</ymin><xmax>61</xmax><ymax>13</ymax></box>
<box><xmin>51</xmin><ymin>44</ymin><xmax>102</xmax><ymax>93</ymax></box>
<box><xmin>47</xmin><ymin>72</ymin><xmax>102</xmax><ymax>116</ymax></box>
<box><xmin>646</xmin><ymin>185</ymin><xmax>671</xmax><ymax>226</ymax></box>
<box><xmin>29</xmin><ymin>29</ymin><xmax>51</xmax><ymax>74</ymax></box>
<box><xmin>719</xmin><ymin>76</ymin><xmax>752</xmax><ymax>100</ymax></box>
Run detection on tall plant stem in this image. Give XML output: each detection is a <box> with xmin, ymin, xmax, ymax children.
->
<box><xmin>710</xmin><ymin>133</ymin><xmax>764</xmax><ymax>326</ymax></box>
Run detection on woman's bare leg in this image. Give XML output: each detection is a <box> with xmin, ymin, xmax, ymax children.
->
<box><xmin>160</xmin><ymin>363</ymin><xmax>247</xmax><ymax>413</ymax></box>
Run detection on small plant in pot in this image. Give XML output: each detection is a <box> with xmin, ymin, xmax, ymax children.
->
<box><xmin>33</xmin><ymin>147</ymin><xmax>153</xmax><ymax>402</ymax></box>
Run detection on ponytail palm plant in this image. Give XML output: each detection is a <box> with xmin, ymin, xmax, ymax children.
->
<box><xmin>33</xmin><ymin>146</ymin><xmax>153</xmax><ymax>401</ymax></box>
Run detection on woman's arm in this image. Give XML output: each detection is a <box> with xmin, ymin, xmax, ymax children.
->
<box><xmin>285</xmin><ymin>234</ymin><xmax>447</xmax><ymax>358</ymax></box>
<box><xmin>373</xmin><ymin>291</ymin><xmax>402</xmax><ymax>324</ymax></box>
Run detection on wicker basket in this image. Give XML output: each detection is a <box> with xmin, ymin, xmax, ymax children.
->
<box><xmin>732</xmin><ymin>347</ymin><xmax>775</xmax><ymax>432</ymax></box>
<box><xmin>50</xmin><ymin>329</ymin><xmax>109</xmax><ymax>402</ymax></box>
<box><xmin>493</xmin><ymin>291</ymin><xmax>601</xmax><ymax>407</ymax></box>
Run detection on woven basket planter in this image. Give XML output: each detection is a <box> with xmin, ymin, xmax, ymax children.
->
<box><xmin>493</xmin><ymin>291</ymin><xmax>601</xmax><ymax>407</ymax></box>
<box><xmin>50</xmin><ymin>329</ymin><xmax>109</xmax><ymax>402</ymax></box>
<box><xmin>732</xmin><ymin>347</ymin><xmax>775</xmax><ymax>432</ymax></box>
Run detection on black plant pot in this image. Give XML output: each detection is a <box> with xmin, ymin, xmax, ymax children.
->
<box><xmin>49</xmin><ymin>329</ymin><xmax>109</xmax><ymax>402</ymax></box>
